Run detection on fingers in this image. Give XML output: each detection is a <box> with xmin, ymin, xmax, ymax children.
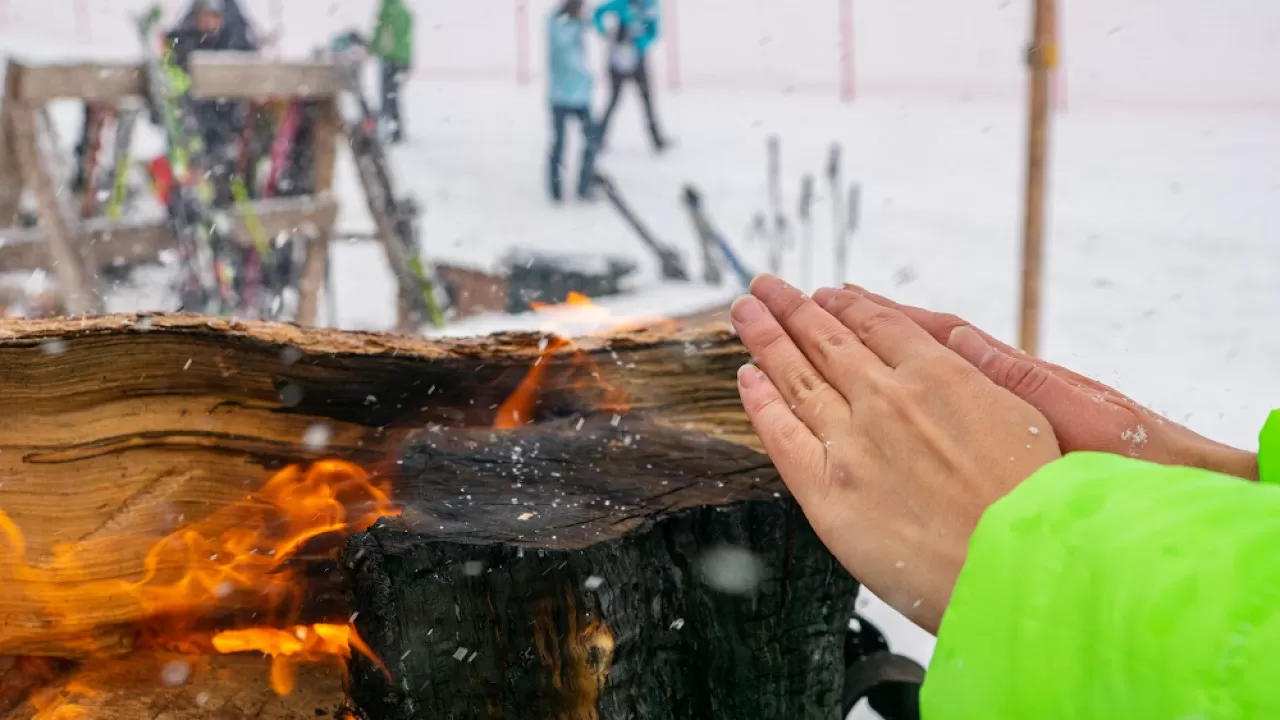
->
<box><xmin>730</xmin><ymin>293</ymin><xmax>848</xmax><ymax>432</ymax></box>
<box><xmin>737</xmin><ymin>364</ymin><xmax>826</xmax><ymax>496</ymax></box>
<box><xmin>844</xmin><ymin>284</ymin><xmax>1127</xmax><ymax>398</ymax></box>
<box><xmin>947</xmin><ymin>325</ymin><xmax>1082</xmax><ymax>415</ymax></box>
<box><xmin>811</xmin><ymin>288</ymin><xmax>940</xmax><ymax>368</ymax></box>
<box><xmin>748</xmin><ymin>275</ymin><xmax>884</xmax><ymax>399</ymax></box>
<box><xmin>843</xmin><ymin>283</ymin><xmax>1019</xmax><ymax>356</ymax></box>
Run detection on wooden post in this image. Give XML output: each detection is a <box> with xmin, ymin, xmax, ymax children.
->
<box><xmin>1018</xmin><ymin>0</ymin><xmax>1054</xmax><ymax>356</ymax></box>
<box><xmin>0</xmin><ymin>60</ymin><xmax>24</xmax><ymax>226</ymax></box>
<box><xmin>9</xmin><ymin>104</ymin><xmax>103</xmax><ymax>315</ymax></box>
<box><xmin>300</xmin><ymin>97</ymin><xmax>340</xmax><ymax>327</ymax></box>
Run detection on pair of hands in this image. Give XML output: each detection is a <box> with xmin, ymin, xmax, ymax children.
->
<box><xmin>730</xmin><ymin>275</ymin><xmax>1257</xmax><ymax>634</ymax></box>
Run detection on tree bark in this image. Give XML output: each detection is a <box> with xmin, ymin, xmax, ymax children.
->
<box><xmin>344</xmin><ymin>415</ymin><xmax>857</xmax><ymax>720</ymax></box>
<box><xmin>0</xmin><ymin>314</ymin><xmax>750</xmax><ymax>657</ymax></box>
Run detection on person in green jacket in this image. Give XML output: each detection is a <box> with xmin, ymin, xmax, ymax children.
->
<box><xmin>372</xmin><ymin>0</ymin><xmax>413</xmax><ymax>144</ymax></box>
<box><xmin>728</xmin><ymin>273</ymin><xmax>1279</xmax><ymax>719</ymax></box>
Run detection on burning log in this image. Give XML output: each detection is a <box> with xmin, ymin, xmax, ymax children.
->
<box><xmin>343</xmin><ymin>415</ymin><xmax>857</xmax><ymax>720</ymax></box>
<box><xmin>0</xmin><ymin>313</ymin><xmax>753</xmax><ymax>659</ymax></box>
<box><xmin>0</xmin><ymin>310</ymin><xmax>864</xmax><ymax>718</ymax></box>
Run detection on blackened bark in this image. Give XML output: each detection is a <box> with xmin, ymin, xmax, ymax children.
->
<box><xmin>344</xmin><ymin>415</ymin><xmax>857</xmax><ymax>720</ymax></box>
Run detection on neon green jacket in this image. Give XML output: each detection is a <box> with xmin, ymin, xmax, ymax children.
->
<box><xmin>923</xmin><ymin>410</ymin><xmax>1280</xmax><ymax>718</ymax></box>
<box><xmin>373</xmin><ymin>0</ymin><xmax>413</xmax><ymax>65</ymax></box>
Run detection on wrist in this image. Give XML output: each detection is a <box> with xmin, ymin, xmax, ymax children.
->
<box><xmin>1187</xmin><ymin>438</ymin><xmax>1259</xmax><ymax>482</ymax></box>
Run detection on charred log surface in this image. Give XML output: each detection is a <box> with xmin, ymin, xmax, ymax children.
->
<box><xmin>0</xmin><ymin>314</ymin><xmax>749</xmax><ymax>657</ymax></box>
<box><xmin>344</xmin><ymin>415</ymin><xmax>857</xmax><ymax>720</ymax></box>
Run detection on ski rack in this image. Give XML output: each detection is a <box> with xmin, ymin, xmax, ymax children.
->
<box><xmin>0</xmin><ymin>54</ymin><xmax>439</xmax><ymax>330</ymax></box>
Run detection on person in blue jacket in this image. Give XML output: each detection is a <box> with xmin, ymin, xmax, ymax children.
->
<box><xmin>546</xmin><ymin>0</ymin><xmax>599</xmax><ymax>202</ymax></box>
<box><xmin>593</xmin><ymin>0</ymin><xmax>669</xmax><ymax>152</ymax></box>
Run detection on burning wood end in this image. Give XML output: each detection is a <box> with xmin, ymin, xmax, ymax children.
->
<box><xmin>0</xmin><ymin>460</ymin><xmax>397</xmax><ymax>716</ymax></box>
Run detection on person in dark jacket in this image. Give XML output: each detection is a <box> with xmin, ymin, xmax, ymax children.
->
<box><xmin>372</xmin><ymin>0</ymin><xmax>414</xmax><ymax>144</ymax></box>
<box><xmin>165</xmin><ymin>0</ymin><xmax>258</xmax><ymax>206</ymax></box>
<box><xmin>593</xmin><ymin>0</ymin><xmax>668</xmax><ymax>152</ymax></box>
<box><xmin>546</xmin><ymin>0</ymin><xmax>597</xmax><ymax>202</ymax></box>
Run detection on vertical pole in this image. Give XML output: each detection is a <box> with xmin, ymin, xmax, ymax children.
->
<box><xmin>839</xmin><ymin>0</ymin><xmax>855</xmax><ymax>101</ymax></box>
<box><xmin>666</xmin><ymin>0</ymin><xmax>681</xmax><ymax>92</ymax></box>
<box><xmin>1018</xmin><ymin>0</ymin><xmax>1054</xmax><ymax>356</ymax></box>
<box><xmin>515</xmin><ymin>0</ymin><xmax>531</xmax><ymax>85</ymax></box>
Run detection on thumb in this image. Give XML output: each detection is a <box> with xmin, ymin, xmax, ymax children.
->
<box><xmin>946</xmin><ymin>326</ymin><xmax>1065</xmax><ymax>411</ymax></box>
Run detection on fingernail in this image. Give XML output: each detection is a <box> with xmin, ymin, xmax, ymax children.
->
<box><xmin>811</xmin><ymin>287</ymin><xmax>839</xmax><ymax>308</ymax></box>
<box><xmin>731</xmin><ymin>295</ymin><xmax>767</xmax><ymax>323</ymax></box>
<box><xmin>749</xmin><ymin>273</ymin><xmax>787</xmax><ymax>301</ymax></box>
<box><xmin>737</xmin><ymin>363</ymin><xmax>762</xmax><ymax>389</ymax></box>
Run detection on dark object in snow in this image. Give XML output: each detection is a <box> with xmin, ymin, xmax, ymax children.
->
<box><xmin>502</xmin><ymin>249</ymin><xmax>637</xmax><ymax>313</ymax></box>
<box><xmin>344</xmin><ymin>414</ymin><xmax>858</xmax><ymax>719</ymax></box>
<box><xmin>593</xmin><ymin>171</ymin><xmax>689</xmax><ymax>282</ymax></box>
<box><xmin>682</xmin><ymin>184</ymin><xmax>754</xmax><ymax>288</ymax></box>
<box><xmin>844</xmin><ymin>613</ymin><xmax>925</xmax><ymax>720</ymax></box>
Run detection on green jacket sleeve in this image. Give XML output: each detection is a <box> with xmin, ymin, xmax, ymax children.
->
<box><xmin>922</xmin><ymin>416</ymin><xmax>1280</xmax><ymax>719</ymax></box>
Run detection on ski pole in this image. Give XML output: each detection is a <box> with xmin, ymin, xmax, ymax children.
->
<box><xmin>798</xmin><ymin>174</ymin><xmax>814</xmax><ymax>289</ymax></box>
<box><xmin>844</xmin><ymin>182</ymin><xmax>861</xmax><ymax>281</ymax></box>
<box><xmin>827</xmin><ymin>143</ymin><xmax>844</xmax><ymax>285</ymax></box>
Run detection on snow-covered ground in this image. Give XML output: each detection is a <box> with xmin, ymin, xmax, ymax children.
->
<box><xmin>3</xmin><ymin>2</ymin><xmax>1280</xmax><ymax>714</ymax></box>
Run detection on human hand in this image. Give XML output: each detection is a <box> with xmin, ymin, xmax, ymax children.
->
<box><xmin>731</xmin><ymin>275</ymin><xmax>1061</xmax><ymax>633</ymax></box>
<box><xmin>840</xmin><ymin>285</ymin><xmax>1259</xmax><ymax>481</ymax></box>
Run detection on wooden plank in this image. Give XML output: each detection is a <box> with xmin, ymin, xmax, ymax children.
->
<box><xmin>296</xmin><ymin>98</ymin><xmax>341</xmax><ymax>326</ymax></box>
<box><xmin>8</xmin><ymin>104</ymin><xmax>102</xmax><ymax>313</ymax></box>
<box><xmin>12</xmin><ymin>61</ymin><xmax>145</xmax><ymax>103</ymax></box>
<box><xmin>1018</xmin><ymin>0</ymin><xmax>1055</xmax><ymax>356</ymax></box>
<box><xmin>187</xmin><ymin>53</ymin><xmax>346</xmax><ymax>100</ymax></box>
<box><xmin>0</xmin><ymin>61</ymin><xmax>24</xmax><ymax>225</ymax></box>
<box><xmin>10</xmin><ymin>57</ymin><xmax>345</xmax><ymax>103</ymax></box>
<box><xmin>0</xmin><ymin>192</ymin><xmax>340</xmax><ymax>273</ymax></box>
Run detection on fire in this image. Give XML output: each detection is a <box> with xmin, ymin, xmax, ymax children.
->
<box><xmin>0</xmin><ymin>459</ymin><xmax>398</xmax><ymax>711</ymax></box>
<box><xmin>494</xmin><ymin>293</ymin><xmax>638</xmax><ymax>429</ymax></box>
<box><xmin>211</xmin><ymin>623</ymin><xmax>388</xmax><ymax>696</ymax></box>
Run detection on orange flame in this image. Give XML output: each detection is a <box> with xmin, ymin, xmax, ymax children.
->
<box><xmin>0</xmin><ymin>459</ymin><xmax>398</xmax><ymax>708</ymax></box>
<box><xmin>493</xmin><ymin>293</ymin><xmax>634</xmax><ymax>429</ymax></box>
<box><xmin>211</xmin><ymin>623</ymin><xmax>389</xmax><ymax>695</ymax></box>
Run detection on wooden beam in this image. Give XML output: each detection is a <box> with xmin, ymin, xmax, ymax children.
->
<box><xmin>10</xmin><ymin>61</ymin><xmax>145</xmax><ymax>103</ymax></box>
<box><xmin>0</xmin><ymin>61</ymin><xmax>24</xmax><ymax>225</ymax></box>
<box><xmin>186</xmin><ymin>53</ymin><xmax>346</xmax><ymax>100</ymax></box>
<box><xmin>295</xmin><ymin>98</ymin><xmax>341</xmax><ymax>326</ymax></box>
<box><xmin>8</xmin><ymin>56</ymin><xmax>344</xmax><ymax>103</ymax></box>
<box><xmin>1019</xmin><ymin>0</ymin><xmax>1055</xmax><ymax>356</ymax></box>
<box><xmin>0</xmin><ymin>192</ymin><xmax>340</xmax><ymax>274</ymax></box>
<box><xmin>8</xmin><ymin>104</ymin><xmax>103</xmax><ymax>314</ymax></box>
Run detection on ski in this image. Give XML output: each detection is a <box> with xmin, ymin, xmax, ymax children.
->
<box><xmin>136</xmin><ymin>4</ymin><xmax>238</xmax><ymax>313</ymax></box>
<box><xmin>593</xmin><ymin>171</ymin><xmax>689</xmax><ymax>282</ymax></box>
<box><xmin>827</xmin><ymin>143</ymin><xmax>846</xmax><ymax>285</ymax></box>
<box><xmin>681</xmin><ymin>184</ymin><xmax>753</xmax><ymax>288</ymax></box>
<box><xmin>104</xmin><ymin>106</ymin><xmax>139</xmax><ymax>220</ymax></box>
<box><xmin>327</xmin><ymin>32</ymin><xmax>448</xmax><ymax>329</ymax></box>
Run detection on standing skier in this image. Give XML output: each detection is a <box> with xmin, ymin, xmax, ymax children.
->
<box><xmin>372</xmin><ymin>0</ymin><xmax>414</xmax><ymax>144</ymax></box>
<box><xmin>593</xmin><ymin>0</ymin><xmax>668</xmax><ymax>153</ymax></box>
<box><xmin>164</xmin><ymin>0</ymin><xmax>258</xmax><ymax>206</ymax></box>
<box><xmin>546</xmin><ymin>0</ymin><xmax>598</xmax><ymax>203</ymax></box>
